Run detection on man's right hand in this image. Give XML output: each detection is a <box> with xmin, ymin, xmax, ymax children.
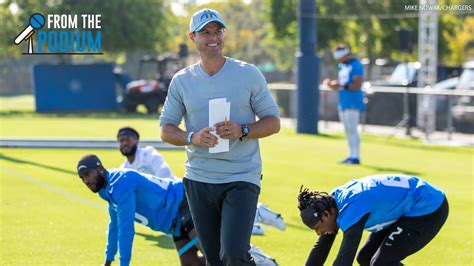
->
<box><xmin>104</xmin><ymin>260</ymin><xmax>112</xmax><ymax>266</ymax></box>
<box><xmin>192</xmin><ymin>127</ymin><xmax>218</xmax><ymax>147</ymax></box>
<box><xmin>323</xmin><ymin>78</ymin><xmax>339</xmax><ymax>90</ymax></box>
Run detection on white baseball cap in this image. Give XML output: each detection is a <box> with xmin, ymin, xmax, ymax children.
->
<box><xmin>189</xmin><ymin>8</ymin><xmax>226</xmax><ymax>33</ymax></box>
<box><xmin>333</xmin><ymin>48</ymin><xmax>350</xmax><ymax>60</ymax></box>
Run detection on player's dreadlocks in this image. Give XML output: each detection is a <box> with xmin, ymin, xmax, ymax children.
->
<box><xmin>297</xmin><ymin>185</ymin><xmax>336</xmax><ymax>229</ymax></box>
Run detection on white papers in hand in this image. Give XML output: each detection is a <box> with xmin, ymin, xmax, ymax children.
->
<box><xmin>209</xmin><ymin>98</ymin><xmax>230</xmax><ymax>153</ymax></box>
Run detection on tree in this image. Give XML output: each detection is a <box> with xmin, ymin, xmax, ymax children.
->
<box><xmin>443</xmin><ymin>16</ymin><xmax>474</xmax><ymax>65</ymax></box>
<box><xmin>0</xmin><ymin>0</ymin><xmax>175</xmax><ymax>59</ymax></box>
<box><xmin>175</xmin><ymin>0</ymin><xmax>273</xmax><ymax>65</ymax></box>
<box><xmin>260</xmin><ymin>0</ymin><xmax>297</xmax><ymax>71</ymax></box>
<box><xmin>0</xmin><ymin>2</ymin><xmax>22</xmax><ymax>60</ymax></box>
<box><xmin>266</xmin><ymin>0</ymin><xmax>470</xmax><ymax>71</ymax></box>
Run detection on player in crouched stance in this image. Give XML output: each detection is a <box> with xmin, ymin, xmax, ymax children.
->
<box><xmin>297</xmin><ymin>174</ymin><xmax>448</xmax><ymax>266</ymax></box>
<box><xmin>76</xmin><ymin>154</ymin><xmax>277</xmax><ymax>266</ymax></box>
<box><xmin>77</xmin><ymin>154</ymin><xmax>202</xmax><ymax>266</ymax></box>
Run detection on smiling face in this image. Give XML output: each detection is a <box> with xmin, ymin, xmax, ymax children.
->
<box><xmin>189</xmin><ymin>22</ymin><xmax>225</xmax><ymax>59</ymax></box>
<box><xmin>79</xmin><ymin>167</ymin><xmax>106</xmax><ymax>193</ymax></box>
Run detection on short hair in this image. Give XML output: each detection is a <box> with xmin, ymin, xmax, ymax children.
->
<box><xmin>117</xmin><ymin>126</ymin><xmax>140</xmax><ymax>140</ymax></box>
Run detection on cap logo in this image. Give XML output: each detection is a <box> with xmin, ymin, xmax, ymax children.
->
<box><xmin>77</xmin><ymin>165</ymin><xmax>87</xmax><ymax>171</ymax></box>
<box><xmin>201</xmin><ymin>10</ymin><xmax>217</xmax><ymax>20</ymax></box>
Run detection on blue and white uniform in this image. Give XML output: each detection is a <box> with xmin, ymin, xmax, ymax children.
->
<box><xmin>337</xmin><ymin>59</ymin><xmax>365</xmax><ymax>112</ymax></box>
<box><xmin>98</xmin><ymin>169</ymin><xmax>184</xmax><ymax>266</ymax></box>
<box><xmin>332</xmin><ymin>174</ymin><xmax>445</xmax><ymax>232</ymax></box>
<box><xmin>337</xmin><ymin>58</ymin><xmax>364</xmax><ymax>160</ymax></box>
<box><xmin>305</xmin><ymin>174</ymin><xmax>448</xmax><ymax>265</ymax></box>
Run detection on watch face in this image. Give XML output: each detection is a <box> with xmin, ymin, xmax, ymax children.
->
<box><xmin>243</xmin><ymin>126</ymin><xmax>249</xmax><ymax>134</ymax></box>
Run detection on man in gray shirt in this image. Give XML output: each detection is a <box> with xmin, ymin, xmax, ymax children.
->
<box><xmin>159</xmin><ymin>8</ymin><xmax>280</xmax><ymax>266</ymax></box>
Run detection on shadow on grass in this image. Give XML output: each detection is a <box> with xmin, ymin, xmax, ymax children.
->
<box><xmin>316</xmin><ymin>133</ymin><xmax>344</xmax><ymax>140</ymax></box>
<box><xmin>286</xmin><ymin>131</ymin><xmax>344</xmax><ymax>140</ymax></box>
<box><xmin>0</xmin><ymin>110</ymin><xmax>35</xmax><ymax>116</ymax></box>
<box><xmin>0</xmin><ymin>110</ymin><xmax>160</xmax><ymax>120</ymax></box>
<box><xmin>360</xmin><ymin>164</ymin><xmax>421</xmax><ymax>176</ymax></box>
<box><xmin>365</xmin><ymin>135</ymin><xmax>473</xmax><ymax>155</ymax></box>
<box><xmin>135</xmin><ymin>232</ymin><xmax>175</xmax><ymax>249</ymax></box>
<box><xmin>0</xmin><ymin>153</ymin><xmax>76</xmax><ymax>175</ymax></box>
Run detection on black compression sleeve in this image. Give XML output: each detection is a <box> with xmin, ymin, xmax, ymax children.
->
<box><xmin>305</xmin><ymin>233</ymin><xmax>337</xmax><ymax>266</ymax></box>
<box><xmin>333</xmin><ymin>213</ymin><xmax>370</xmax><ymax>266</ymax></box>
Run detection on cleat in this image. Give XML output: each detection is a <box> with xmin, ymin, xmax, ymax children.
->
<box><xmin>252</xmin><ymin>224</ymin><xmax>265</xmax><ymax>235</ymax></box>
<box><xmin>249</xmin><ymin>244</ymin><xmax>278</xmax><ymax>266</ymax></box>
<box><xmin>256</xmin><ymin>203</ymin><xmax>286</xmax><ymax>231</ymax></box>
<box><xmin>339</xmin><ymin>158</ymin><xmax>360</xmax><ymax>165</ymax></box>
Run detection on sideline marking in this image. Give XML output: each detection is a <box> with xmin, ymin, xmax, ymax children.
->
<box><xmin>1</xmin><ymin>166</ymin><xmax>106</xmax><ymax>210</ymax></box>
<box><xmin>1</xmin><ymin>166</ymin><xmax>165</xmax><ymax>232</ymax></box>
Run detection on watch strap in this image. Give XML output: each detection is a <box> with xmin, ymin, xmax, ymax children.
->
<box><xmin>186</xmin><ymin>132</ymin><xmax>194</xmax><ymax>145</ymax></box>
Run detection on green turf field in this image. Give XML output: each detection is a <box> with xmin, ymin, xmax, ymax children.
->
<box><xmin>1</xmin><ymin>106</ymin><xmax>473</xmax><ymax>265</ymax></box>
<box><xmin>0</xmin><ymin>95</ymin><xmax>35</xmax><ymax>112</ymax></box>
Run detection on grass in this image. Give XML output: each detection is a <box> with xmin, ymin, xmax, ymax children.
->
<box><xmin>0</xmin><ymin>96</ymin><xmax>472</xmax><ymax>264</ymax></box>
<box><xmin>1</xmin><ymin>112</ymin><xmax>473</xmax><ymax>265</ymax></box>
<box><xmin>0</xmin><ymin>95</ymin><xmax>158</xmax><ymax>138</ymax></box>
<box><xmin>0</xmin><ymin>95</ymin><xmax>35</xmax><ymax>112</ymax></box>
<box><xmin>0</xmin><ymin>101</ymin><xmax>161</xmax><ymax>139</ymax></box>
<box><xmin>0</xmin><ymin>114</ymin><xmax>162</xmax><ymax>138</ymax></box>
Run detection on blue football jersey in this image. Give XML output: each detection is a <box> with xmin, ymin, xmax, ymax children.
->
<box><xmin>337</xmin><ymin>58</ymin><xmax>365</xmax><ymax>111</ymax></box>
<box><xmin>332</xmin><ymin>174</ymin><xmax>445</xmax><ymax>233</ymax></box>
<box><xmin>98</xmin><ymin>168</ymin><xmax>184</xmax><ymax>265</ymax></box>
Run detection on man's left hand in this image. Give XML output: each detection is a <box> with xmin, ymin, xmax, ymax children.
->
<box><xmin>215</xmin><ymin>120</ymin><xmax>242</xmax><ymax>139</ymax></box>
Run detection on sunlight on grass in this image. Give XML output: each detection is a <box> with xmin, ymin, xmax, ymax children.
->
<box><xmin>1</xmin><ymin>125</ymin><xmax>472</xmax><ymax>265</ymax></box>
<box><xmin>0</xmin><ymin>95</ymin><xmax>35</xmax><ymax>111</ymax></box>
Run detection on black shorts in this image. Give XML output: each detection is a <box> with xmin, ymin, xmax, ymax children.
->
<box><xmin>172</xmin><ymin>196</ymin><xmax>195</xmax><ymax>242</ymax></box>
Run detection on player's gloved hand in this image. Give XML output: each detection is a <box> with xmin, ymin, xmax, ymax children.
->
<box><xmin>103</xmin><ymin>261</ymin><xmax>112</xmax><ymax>266</ymax></box>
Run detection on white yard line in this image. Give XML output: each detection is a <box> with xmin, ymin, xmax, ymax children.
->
<box><xmin>1</xmin><ymin>166</ymin><xmax>106</xmax><ymax>210</ymax></box>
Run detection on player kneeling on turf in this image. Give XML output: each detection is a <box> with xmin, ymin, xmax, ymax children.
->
<box><xmin>77</xmin><ymin>154</ymin><xmax>204</xmax><ymax>266</ymax></box>
<box><xmin>297</xmin><ymin>174</ymin><xmax>448</xmax><ymax>266</ymax></box>
<box><xmin>77</xmin><ymin>154</ymin><xmax>277</xmax><ymax>266</ymax></box>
